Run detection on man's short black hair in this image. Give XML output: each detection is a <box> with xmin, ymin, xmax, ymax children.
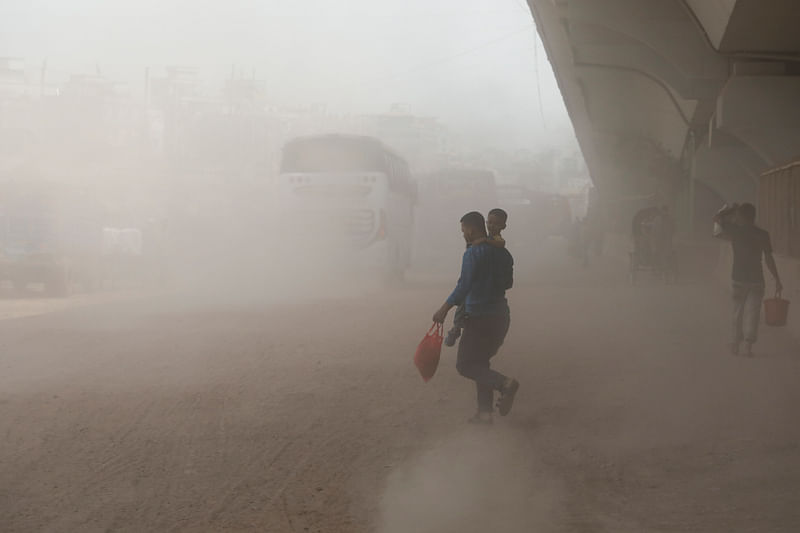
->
<box><xmin>460</xmin><ymin>211</ymin><xmax>486</xmax><ymax>231</ymax></box>
<box><xmin>488</xmin><ymin>208</ymin><xmax>508</xmax><ymax>222</ymax></box>
<box><xmin>739</xmin><ymin>202</ymin><xmax>756</xmax><ymax>221</ymax></box>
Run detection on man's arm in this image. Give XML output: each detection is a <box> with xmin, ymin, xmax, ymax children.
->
<box><xmin>765</xmin><ymin>253</ymin><xmax>782</xmax><ymax>292</ymax></box>
<box><xmin>484</xmin><ymin>235</ymin><xmax>506</xmax><ymax>248</ymax></box>
<box><xmin>713</xmin><ymin>205</ymin><xmax>740</xmax><ymax>242</ymax></box>
<box><xmin>713</xmin><ymin>203</ymin><xmax>739</xmax><ymax>224</ymax></box>
<box><xmin>472</xmin><ymin>236</ymin><xmax>505</xmax><ymax>247</ymax></box>
<box><xmin>764</xmin><ymin>233</ymin><xmax>783</xmax><ymax>292</ymax></box>
<box><xmin>433</xmin><ymin>250</ymin><xmax>476</xmax><ymax>323</ymax></box>
<box><xmin>432</xmin><ymin>301</ymin><xmax>454</xmax><ymax>324</ymax></box>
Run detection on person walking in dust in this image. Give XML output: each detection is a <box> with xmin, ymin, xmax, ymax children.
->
<box><xmin>444</xmin><ymin>208</ymin><xmax>509</xmax><ymax>347</ymax></box>
<box><xmin>432</xmin><ymin>211</ymin><xmax>519</xmax><ymax>424</ymax></box>
<box><xmin>713</xmin><ymin>203</ymin><xmax>782</xmax><ymax>356</ymax></box>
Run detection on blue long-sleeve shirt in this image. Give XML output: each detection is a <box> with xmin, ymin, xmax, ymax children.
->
<box><xmin>446</xmin><ymin>242</ymin><xmax>513</xmax><ymax>316</ymax></box>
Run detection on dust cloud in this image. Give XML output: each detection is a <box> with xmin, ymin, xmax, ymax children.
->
<box><xmin>3</xmin><ymin>1</ymin><xmax>800</xmax><ymax>533</ymax></box>
<box><xmin>0</xmin><ymin>1</ymin><xmax>606</xmax><ymax>532</ymax></box>
<box><xmin>378</xmin><ymin>429</ymin><xmax>562</xmax><ymax>533</ymax></box>
<box><xmin>0</xmin><ymin>0</ymin><xmax>582</xmax><ymax>308</ymax></box>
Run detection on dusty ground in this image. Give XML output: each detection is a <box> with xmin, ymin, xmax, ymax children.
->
<box><xmin>1</xmin><ymin>245</ymin><xmax>800</xmax><ymax>532</ymax></box>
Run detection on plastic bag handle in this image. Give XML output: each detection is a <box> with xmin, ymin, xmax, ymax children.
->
<box><xmin>427</xmin><ymin>322</ymin><xmax>443</xmax><ymax>336</ymax></box>
<box><xmin>776</xmin><ymin>289</ymin><xmax>783</xmax><ymax>300</ymax></box>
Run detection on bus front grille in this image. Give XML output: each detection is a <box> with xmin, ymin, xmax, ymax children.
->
<box><xmin>295</xmin><ymin>209</ymin><xmax>376</xmax><ymax>241</ymax></box>
<box><xmin>341</xmin><ymin>209</ymin><xmax>375</xmax><ymax>239</ymax></box>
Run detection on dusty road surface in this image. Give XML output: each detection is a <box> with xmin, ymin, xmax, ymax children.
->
<box><xmin>2</xmin><ymin>248</ymin><xmax>800</xmax><ymax>532</ymax></box>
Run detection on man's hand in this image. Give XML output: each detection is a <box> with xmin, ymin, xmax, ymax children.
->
<box><xmin>713</xmin><ymin>203</ymin><xmax>739</xmax><ymax>223</ymax></box>
<box><xmin>432</xmin><ymin>302</ymin><xmax>453</xmax><ymax>324</ymax></box>
<box><xmin>776</xmin><ymin>279</ymin><xmax>784</xmax><ymax>294</ymax></box>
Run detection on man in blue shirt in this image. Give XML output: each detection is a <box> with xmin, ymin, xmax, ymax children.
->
<box><xmin>432</xmin><ymin>211</ymin><xmax>519</xmax><ymax>424</ymax></box>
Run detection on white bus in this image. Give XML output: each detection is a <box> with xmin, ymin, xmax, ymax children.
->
<box><xmin>276</xmin><ymin>134</ymin><xmax>415</xmax><ymax>279</ymax></box>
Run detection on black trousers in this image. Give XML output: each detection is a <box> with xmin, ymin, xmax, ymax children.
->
<box><xmin>456</xmin><ymin>312</ymin><xmax>510</xmax><ymax>413</ymax></box>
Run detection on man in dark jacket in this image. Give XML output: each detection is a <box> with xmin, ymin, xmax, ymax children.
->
<box><xmin>432</xmin><ymin>211</ymin><xmax>518</xmax><ymax>424</ymax></box>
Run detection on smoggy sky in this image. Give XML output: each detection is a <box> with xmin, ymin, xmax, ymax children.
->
<box><xmin>1</xmin><ymin>0</ymin><xmax>577</xmax><ymax>151</ymax></box>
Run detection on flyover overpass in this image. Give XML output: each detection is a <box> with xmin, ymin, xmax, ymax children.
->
<box><xmin>528</xmin><ymin>0</ymin><xmax>800</xmax><ymax>233</ymax></box>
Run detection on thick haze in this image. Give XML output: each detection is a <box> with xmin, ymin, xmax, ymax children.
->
<box><xmin>1</xmin><ymin>0</ymin><xmax>576</xmax><ymax>151</ymax></box>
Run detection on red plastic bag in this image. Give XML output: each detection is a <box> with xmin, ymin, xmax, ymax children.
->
<box><xmin>414</xmin><ymin>323</ymin><xmax>443</xmax><ymax>382</ymax></box>
<box><xmin>764</xmin><ymin>291</ymin><xmax>790</xmax><ymax>327</ymax></box>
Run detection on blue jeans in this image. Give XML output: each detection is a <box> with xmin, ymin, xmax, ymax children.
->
<box><xmin>732</xmin><ymin>282</ymin><xmax>765</xmax><ymax>344</ymax></box>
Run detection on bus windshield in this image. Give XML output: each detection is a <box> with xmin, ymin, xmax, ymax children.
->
<box><xmin>280</xmin><ymin>137</ymin><xmax>387</xmax><ymax>173</ymax></box>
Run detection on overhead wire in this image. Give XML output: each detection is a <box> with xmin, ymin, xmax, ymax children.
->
<box><xmin>509</xmin><ymin>0</ymin><xmax>548</xmax><ymax>129</ymax></box>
